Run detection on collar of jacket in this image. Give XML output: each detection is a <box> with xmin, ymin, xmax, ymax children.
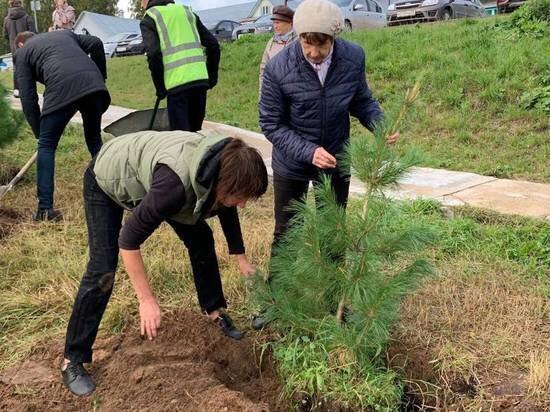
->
<box><xmin>146</xmin><ymin>0</ymin><xmax>175</xmax><ymax>10</ymax></box>
<box><xmin>8</xmin><ymin>7</ymin><xmax>26</xmax><ymax>20</ymax></box>
<box><xmin>295</xmin><ymin>38</ymin><xmax>340</xmax><ymax>74</ymax></box>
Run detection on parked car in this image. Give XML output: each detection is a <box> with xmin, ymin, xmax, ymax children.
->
<box><xmin>104</xmin><ymin>33</ymin><xmax>143</xmax><ymax>58</ymax></box>
<box><xmin>387</xmin><ymin>0</ymin><xmax>485</xmax><ymax>25</ymax></box>
<box><xmin>496</xmin><ymin>0</ymin><xmax>525</xmax><ymax>13</ymax></box>
<box><xmin>330</xmin><ymin>0</ymin><xmax>387</xmax><ymax>30</ymax></box>
<box><xmin>115</xmin><ymin>34</ymin><xmax>145</xmax><ymax>57</ymax></box>
<box><xmin>207</xmin><ymin>20</ymin><xmax>241</xmax><ymax>42</ymax></box>
<box><xmin>232</xmin><ymin>14</ymin><xmax>274</xmax><ymax>40</ymax></box>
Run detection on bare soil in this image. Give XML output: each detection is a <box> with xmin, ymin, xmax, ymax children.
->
<box><xmin>0</xmin><ymin>310</ymin><xmax>284</xmax><ymax>411</ymax></box>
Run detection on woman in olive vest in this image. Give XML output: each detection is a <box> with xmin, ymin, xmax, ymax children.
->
<box><xmin>61</xmin><ymin>129</ymin><xmax>268</xmax><ymax>396</ymax></box>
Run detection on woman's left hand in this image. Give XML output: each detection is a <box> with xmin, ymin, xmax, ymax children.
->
<box><xmin>235</xmin><ymin>254</ymin><xmax>256</xmax><ymax>276</ymax></box>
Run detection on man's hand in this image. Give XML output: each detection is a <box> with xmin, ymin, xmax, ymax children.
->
<box><xmin>312</xmin><ymin>147</ymin><xmax>337</xmax><ymax>169</ymax></box>
<box><xmin>235</xmin><ymin>254</ymin><xmax>256</xmax><ymax>276</ymax></box>
<box><xmin>387</xmin><ymin>132</ymin><xmax>400</xmax><ymax>145</ymax></box>
<box><xmin>139</xmin><ymin>296</ymin><xmax>161</xmax><ymax>340</ymax></box>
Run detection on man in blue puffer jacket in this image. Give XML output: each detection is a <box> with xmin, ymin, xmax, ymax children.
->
<box><xmin>259</xmin><ymin>0</ymin><xmax>399</xmax><ymax>250</ymax></box>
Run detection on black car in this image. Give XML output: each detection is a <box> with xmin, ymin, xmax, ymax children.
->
<box><xmin>207</xmin><ymin>20</ymin><xmax>240</xmax><ymax>42</ymax></box>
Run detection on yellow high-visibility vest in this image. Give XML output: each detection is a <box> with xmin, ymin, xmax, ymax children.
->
<box><xmin>146</xmin><ymin>4</ymin><xmax>208</xmax><ymax>90</ymax></box>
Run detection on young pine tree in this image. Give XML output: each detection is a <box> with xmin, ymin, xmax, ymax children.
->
<box><xmin>0</xmin><ymin>84</ymin><xmax>22</xmax><ymax>148</ymax></box>
<box><xmin>254</xmin><ymin>80</ymin><xmax>437</xmax><ymax>409</ymax></box>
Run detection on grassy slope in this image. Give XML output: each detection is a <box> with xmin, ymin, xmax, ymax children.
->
<box><xmin>0</xmin><ymin>16</ymin><xmax>549</xmax><ymax>410</ymax></box>
<box><xmin>104</xmin><ymin>16</ymin><xmax>549</xmax><ymax>182</ymax></box>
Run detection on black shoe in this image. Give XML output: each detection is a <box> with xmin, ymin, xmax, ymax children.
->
<box><xmin>33</xmin><ymin>208</ymin><xmax>63</xmax><ymax>222</ymax></box>
<box><xmin>215</xmin><ymin>312</ymin><xmax>245</xmax><ymax>340</ymax></box>
<box><xmin>251</xmin><ymin>313</ymin><xmax>270</xmax><ymax>330</ymax></box>
<box><xmin>61</xmin><ymin>362</ymin><xmax>96</xmax><ymax>396</ymax></box>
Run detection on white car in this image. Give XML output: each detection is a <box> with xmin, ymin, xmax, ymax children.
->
<box><xmin>330</xmin><ymin>0</ymin><xmax>387</xmax><ymax>30</ymax></box>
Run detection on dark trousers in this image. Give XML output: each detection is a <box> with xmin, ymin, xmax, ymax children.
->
<box><xmin>13</xmin><ymin>63</ymin><xmax>18</xmax><ymax>91</ymax></box>
<box><xmin>37</xmin><ymin>91</ymin><xmax>110</xmax><ymax>209</ymax></box>
<box><xmin>167</xmin><ymin>87</ymin><xmax>207</xmax><ymax>132</ymax></box>
<box><xmin>64</xmin><ymin>167</ymin><xmax>226</xmax><ymax>363</ymax></box>
<box><xmin>272</xmin><ymin>171</ymin><xmax>351</xmax><ymax>248</ymax></box>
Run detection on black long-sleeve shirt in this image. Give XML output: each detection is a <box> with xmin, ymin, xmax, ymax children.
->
<box><xmin>140</xmin><ymin>0</ymin><xmax>221</xmax><ymax>97</ymax></box>
<box><xmin>119</xmin><ymin>164</ymin><xmax>245</xmax><ymax>254</ymax></box>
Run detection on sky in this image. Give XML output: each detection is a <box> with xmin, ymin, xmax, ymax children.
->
<box><xmin>117</xmin><ymin>0</ymin><xmax>253</xmax><ymax>16</ymax></box>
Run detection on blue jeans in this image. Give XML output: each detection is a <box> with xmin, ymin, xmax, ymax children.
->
<box><xmin>37</xmin><ymin>90</ymin><xmax>110</xmax><ymax>209</ymax></box>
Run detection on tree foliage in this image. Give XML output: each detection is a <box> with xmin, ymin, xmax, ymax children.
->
<box><xmin>0</xmin><ymin>84</ymin><xmax>23</xmax><ymax>147</ymax></box>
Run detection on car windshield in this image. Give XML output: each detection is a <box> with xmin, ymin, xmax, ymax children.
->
<box><xmin>255</xmin><ymin>14</ymin><xmax>272</xmax><ymax>24</ymax></box>
<box><xmin>330</xmin><ymin>0</ymin><xmax>351</xmax><ymax>6</ymax></box>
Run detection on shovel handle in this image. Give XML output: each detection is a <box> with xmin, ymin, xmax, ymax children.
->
<box><xmin>9</xmin><ymin>152</ymin><xmax>37</xmax><ymax>187</ymax></box>
<box><xmin>148</xmin><ymin>97</ymin><xmax>162</xmax><ymax>130</ymax></box>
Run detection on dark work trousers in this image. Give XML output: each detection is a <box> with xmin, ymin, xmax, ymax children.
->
<box><xmin>272</xmin><ymin>170</ymin><xmax>351</xmax><ymax>249</ymax></box>
<box><xmin>166</xmin><ymin>87</ymin><xmax>207</xmax><ymax>132</ymax></box>
<box><xmin>64</xmin><ymin>166</ymin><xmax>227</xmax><ymax>364</ymax></box>
<box><xmin>37</xmin><ymin>90</ymin><xmax>110</xmax><ymax>210</ymax></box>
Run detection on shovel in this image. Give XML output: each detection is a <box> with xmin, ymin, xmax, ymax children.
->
<box><xmin>0</xmin><ymin>152</ymin><xmax>37</xmax><ymax>201</ymax></box>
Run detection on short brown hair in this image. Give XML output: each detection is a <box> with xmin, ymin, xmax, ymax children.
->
<box><xmin>14</xmin><ymin>31</ymin><xmax>35</xmax><ymax>48</ymax></box>
<box><xmin>9</xmin><ymin>0</ymin><xmax>23</xmax><ymax>7</ymax></box>
<box><xmin>300</xmin><ymin>32</ymin><xmax>333</xmax><ymax>46</ymax></box>
<box><xmin>216</xmin><ymin>138</ymin><xmax>268</xmax><ymax>201</ymax></box>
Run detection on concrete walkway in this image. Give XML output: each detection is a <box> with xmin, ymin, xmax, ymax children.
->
<box><xmin>9</xmin><ymin>96</ymin><xmax>550</xmax><ymax>220</ymax></box>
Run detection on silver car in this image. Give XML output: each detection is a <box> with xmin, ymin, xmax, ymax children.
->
<box><xmin>330</xmin><ymin>0</ymin><xmax>387</xmax><ymax>30</ymax></box>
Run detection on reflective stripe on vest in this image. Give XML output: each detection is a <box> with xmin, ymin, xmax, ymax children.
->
<box><xmin>146</xmin><ymin>5</ymin><xmax>208</xmax><ymax>90</ymax></box>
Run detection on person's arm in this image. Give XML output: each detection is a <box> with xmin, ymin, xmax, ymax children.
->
<box><xmin>349</xmin><ymin>51</ymin><xmax>383</xmax><ymax>132</ymax></box>
<box><xmin>15</xmin><ymin>53</ymin><xmax>41</xmax><ymax>138</ymax></box>
<box><xmin>140</xmin><ymin>16</ymin><xmax>166</xmax><ymax>98</ymax></box>
<box><xmin>217</xmin><ymin>206</ymin><xmax>256</xmax><ymax>276</ymax></box>
<box><xmin>3</xmin><ymin>18</ymin><xmax>9</xmax><ymax>40</ymax></box>
<box><xmin>119</xmin><ymin>165</ymin><xmax>186</xmax><ymax>339</ymax></box>
<box><xmin>76</xmin><ymin>34</ymin><xmax>107</xmax><ymax>80</ymax></box>
<box><xmin>195</xmin><ymin>14</ymin><xmax>220</xmax><ymax>89</ymax></box>
<box><xmin>27</xmin><ymin>15</ymin><xmax>36</xmax><ymax>33</ymax></box>
<box><xmin>259</xmin><ymin>61</ymin><xmax>319</xmax><ymax>164</ymax></box>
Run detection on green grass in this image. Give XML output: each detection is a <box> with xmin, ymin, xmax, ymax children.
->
<box><xmin>1</xmin><ymin>15</ymin><xmax>549</xmax><ymax>410</ymax></box>
<box><xmin>105</xmin><ymin>17</ymin><xmax>550</xmax><ymax>182</ymax></box>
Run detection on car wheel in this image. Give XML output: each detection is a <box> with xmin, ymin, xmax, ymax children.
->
<box><xmin>440</xmin><ymin>8</ymin><xmax>452</xmax><ymax>20</ymax></box>
<box><xmin>344</xmin><ymin>20</ymin><xmax>352</xmax><ymax>31</ymax></box>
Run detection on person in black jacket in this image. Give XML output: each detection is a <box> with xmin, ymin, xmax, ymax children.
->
<box><xmin>140</xmin><ymin>0</ymin><xmax>220</xmax><ymax>132</ymax></box>
<box><xmin>14</xmin><ymin>30</ymin><xmax>111</xmax><ymax>222</ymax></box>
<box><xmin>3</xmin><ymin>0</ymin><xmax>36</xmax><ymax>97</ymax></box>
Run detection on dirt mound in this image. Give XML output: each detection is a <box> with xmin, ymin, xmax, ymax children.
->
<box><xmin>0</xmin><ymin>310</ymin><xmax>283</xmax><ymax>411</ymax></box>
<box><xmin>0</xmin><ymin>208</ymin><xmax>22</xmax><ymax>240</ymax></box>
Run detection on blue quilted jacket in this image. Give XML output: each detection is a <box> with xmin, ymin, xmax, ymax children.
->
<box><xmin>259</xmin><ymin>38</ymin><xmax>383</xmax><ymax>180</ymax></box>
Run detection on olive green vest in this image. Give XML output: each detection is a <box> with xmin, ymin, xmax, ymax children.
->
<box><xmin>146</xmin><ymin>4</ymin><xmax>209</xmax><ymax>90</ymax></box>
<box><xmin>93</xmin><ymin>130</ymin><xmax>228</xmax><ymax>225</ymax></box>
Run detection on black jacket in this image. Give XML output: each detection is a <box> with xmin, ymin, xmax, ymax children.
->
<box><xmin>3</xmin><ymin>7</ymin><xmax>35</xmax><ymax>53</ymax></box>
<box><xmin>140</xmin><ymin>0</ymin><xmax>220</xmax><ymax>98</ymax></box>
<box><xmin>260</xmin><ymin>39</ymin><xmax>383</xmax><ymax>180</ymax></box>
<box><xmin>14</xmin><ymin>30</ymin><xmax>109</xmax><ymax>138</ymax></box>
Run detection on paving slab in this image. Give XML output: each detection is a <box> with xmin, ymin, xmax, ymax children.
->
<box><xmin>8</xmin><ymin>97</ymin><xmax>550</xmax><ymax>219</ymax></box>
<box><xmin>452</xmin><ymin>179</ymin><xmax>550</xmax><ymax>218</ymax></box>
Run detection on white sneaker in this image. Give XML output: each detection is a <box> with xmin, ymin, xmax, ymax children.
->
<box><xmin>13</xmin><ymin>89</ymin><xmax>19</xmax><ymax>98</ymax></box>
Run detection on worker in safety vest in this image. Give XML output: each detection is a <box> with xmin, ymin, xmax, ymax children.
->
<box><xmin>140</xmin><ymin>0</ymin><xmax>220</xmax><ymax>132</ymax></box>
